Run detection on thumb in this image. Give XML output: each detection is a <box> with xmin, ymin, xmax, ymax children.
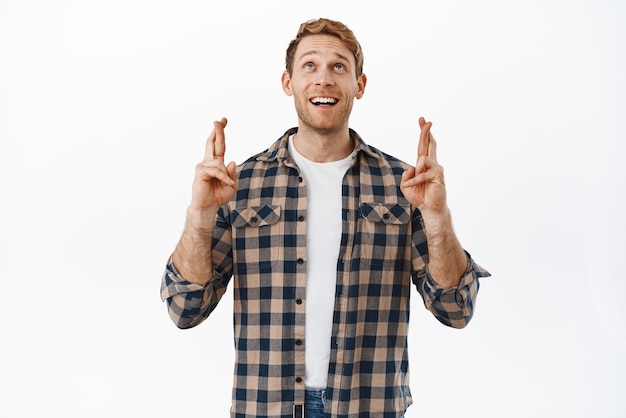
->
<box><xmin>402</xmin><ymin>167</ymin><xmax>415</xmax><ymax>182</ymax></box>
<box><xmin>226</xmin><ymin>161</ymin><xmax>238</xmax><ymax>181</ymax></box>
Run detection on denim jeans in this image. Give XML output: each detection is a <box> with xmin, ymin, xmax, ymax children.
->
<box><xmin>304</xmin><ymin>389</ymin><xmax>326</xmax><ymax>418</ymax></box>
<box><xmin>303</xmin><ymin>389</ymin><xmax>404</xmax><ymax>417</ymax></box>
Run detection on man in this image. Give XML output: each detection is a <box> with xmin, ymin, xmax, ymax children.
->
<box><xmin>161</xmin><ymin>18</ymin><xmax>490</xmax><ymax>418</ymax></box>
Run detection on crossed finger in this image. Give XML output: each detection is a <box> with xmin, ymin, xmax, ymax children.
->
<box><xmin>204</xmin><ymin>117</ymin><xmax>228</xmax><ymax>161</ymax></box>
<box><xmin>417</xmin><ymin>116</ymin><xmax>438</xmax><ymax>164</ymax></box>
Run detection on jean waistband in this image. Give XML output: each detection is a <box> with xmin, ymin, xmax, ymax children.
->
<box><xmin>305</xmin><ymin>388</ymin><xmax>326</xmax><ymax>402</ymax></box>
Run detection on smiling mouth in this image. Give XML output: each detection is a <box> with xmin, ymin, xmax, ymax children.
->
<box><xmin>310</xmin><ymin>97</ymin><xmax>338</xmax><ymax>106</ymax></box>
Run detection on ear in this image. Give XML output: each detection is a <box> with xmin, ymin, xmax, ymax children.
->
<box><xmin>355</xmin><ymin>73</ymin><xmax>367</xmax><ymax>99</ymax></box>
<box><xmin>281</xmin><ymin>71</ymin><xmax>293</xmax><ymax>96</ymax></box>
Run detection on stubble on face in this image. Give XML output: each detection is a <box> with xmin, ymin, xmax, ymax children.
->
<box><xmin>284</xmin><ymin>34</ymin><xmax>365</xmax><ymax>139</ymax></box>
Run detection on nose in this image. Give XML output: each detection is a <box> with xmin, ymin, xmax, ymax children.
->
<box><xmin>315</xmin><ymin>67</ymin><xmax>334</xmax><ymax>86</ymax></box>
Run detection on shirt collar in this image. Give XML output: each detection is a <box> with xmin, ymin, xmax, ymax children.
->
<box><xmin>256</xmin><ymin>128</ymin><xmax>380</xmax><ymax>164</ymax></box>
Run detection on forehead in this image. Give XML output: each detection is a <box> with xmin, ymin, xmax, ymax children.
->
<box><xmin>294</xmin><ymin>34</ymin><xmax>354</xmax><ymax>63</ymax></box>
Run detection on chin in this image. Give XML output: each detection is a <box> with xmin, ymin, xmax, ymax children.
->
<box><xmin>304</xmin><ymin>116</ymin><xmax>346</xmax><ymax>132</ymax></box>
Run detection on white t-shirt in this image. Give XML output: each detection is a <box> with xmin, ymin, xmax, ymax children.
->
<box><xmin>288</xmin><ymin>137</ymin><xmax>354</xmax><ymax>389</ymax></box>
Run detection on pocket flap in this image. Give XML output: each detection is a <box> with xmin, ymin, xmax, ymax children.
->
<box><xmin>360</xmin><ymin>202</ymin><xmax>410</xmax><ymax>224</ymax></box>
<box><xmin>231</xmin><ymin>205</ymin><xmax>281</xmax><ymax>227</ymax></box>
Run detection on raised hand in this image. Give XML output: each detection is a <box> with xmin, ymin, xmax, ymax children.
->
<box><xmin>400</xmin><ymin>117</ymin><xmax>469</xmax><ymax>287</ymax></box>
<box><xmin>190</xmin><ymin>117</ymin><xmax>238</xmax><ymax>212</ymax></box>
<box><xmin>400</xmin><ymin>117</ymin><xmax>447</xmax><ymax>215</ymax></box>
<box><xmin>172</xmin><ymin>118</ymin><xmax>238</xmax><ymax>285</ymax></box>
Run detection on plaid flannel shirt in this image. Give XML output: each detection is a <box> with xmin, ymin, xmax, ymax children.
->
<box><xmin>161</xmin><ymin>128</ymin><xmax>490</xmax><ymax>418</ymax></box>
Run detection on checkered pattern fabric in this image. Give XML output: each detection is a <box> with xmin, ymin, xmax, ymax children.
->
<box><xmin>161</xmin><ymin>128</ymin><xmax>490</xmax><ymax>417</ymax></box>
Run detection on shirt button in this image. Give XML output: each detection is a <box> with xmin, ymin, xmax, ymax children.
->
<box><xmin>297</xmin><ymin>258</ymin><xmax>304</xmax><ymax>264</ymax></box>
<box><xmin>295</xmin><ymin>339</ymin><xmax>302</xmax><ymax>346</ymax></box>
<box><xmin>250</xmin><ymin>216</ymin><xmax>258</xmax><ymax>223</ymax></box>
<box><xmin>296</xmin><ymin>298</ymin><xmax>303</xmax><ymax>305</ymax></box>
<box><xmin>383</xmin><ymin>213</ymin><xmax>390</xmax><ymax>220</ymax></box>
<box><xmin>298</xmin><ymin>176</ymin><xmax>303</xmax><ymax>182</ymax></box>
<box><xmin>295</xmin><ymin>377</ymin><xmax>303</xmax><ymax>383</ymax></box>
<box><xmin>298</xmin><ymin>215</ymin><xmax>305</xmax><ymax>221</ymax></box>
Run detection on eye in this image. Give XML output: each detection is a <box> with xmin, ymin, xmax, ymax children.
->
<box><xmin>334</xmin><ymin>63</ymin><xmax>345</xmax><ymax>71</ymax></box>
<box><xmin>304</xmin><ymin>62</ymin><xmax>315</xmax><ymax>70</ymax></box>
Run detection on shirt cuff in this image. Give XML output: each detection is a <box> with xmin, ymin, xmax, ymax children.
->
<box><xmin>423</xmin><ymin>252</ymin><xmax>490</xmax><ymax>305</ymax></box>
<box><xmin>160</xmin><ymin>257</ymin><xmax>211</xmax><ymax>302</ymax></box>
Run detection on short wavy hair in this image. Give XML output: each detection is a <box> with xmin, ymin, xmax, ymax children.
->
<box><xmin>285</xmin><ymin>18</ymin><xmax>364</xmax><ymax>78</ymax></box>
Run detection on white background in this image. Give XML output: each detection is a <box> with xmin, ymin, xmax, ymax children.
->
<box><xmin>1</xmin><ymin>1</ymin><xmax>625</xmax><ymax>417</ymax></box>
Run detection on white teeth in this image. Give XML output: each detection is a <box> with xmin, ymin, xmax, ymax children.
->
<box><xmin>311</xmin><ymin>97</ymin><xmax>337</xmax><ymax>104</ymax></box>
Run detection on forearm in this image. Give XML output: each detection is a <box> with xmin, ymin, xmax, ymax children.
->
<box><xmin>413</xmin><ymin>207</ymin><xmax>491</xmax><ymax>329</ymax></box>
<box><xmin>171</xmin><ymin>206</ymin><xmax>218</xmax><ymax>285</ymax></box>
<box><xmin>422</xmin><ymin>208</ymin><xmax>468</xmax><ymax>288</ymax></box>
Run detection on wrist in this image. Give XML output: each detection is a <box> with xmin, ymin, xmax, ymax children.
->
<box><xmin>186</xmin><ymin>205</ymin><xmax>218</xmax><ymax>229</ymax></box>
<box><xmin>419</xmin><ymin>206</ymin><xmax>453</xmax><ymax>238</ymax></box>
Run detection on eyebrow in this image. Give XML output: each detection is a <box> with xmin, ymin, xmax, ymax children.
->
<box><xmin>298</xmin><ymin>50</ymin><xmax>351</xmax><ymax>64</ymax></box>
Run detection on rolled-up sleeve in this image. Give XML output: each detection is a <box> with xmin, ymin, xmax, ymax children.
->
<box><xmin>160</xmin><ymin>259</ymin><xmax>229</xmax><ymax>329</ymax></box>
<box><xmin>417</xmin><ymin>253</ymin><xmax>491</xmax><ymax>328</ymax></box>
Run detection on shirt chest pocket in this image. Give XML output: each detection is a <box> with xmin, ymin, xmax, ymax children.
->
<box><xmin>230</xmin><ymin>205</ymin><xmax>283</xmax><ymax>272</ymax></box>
<box><xmin>358</xmin><ymin>202</ymin><xmax>411</xmax><ymax>268</ymax></box>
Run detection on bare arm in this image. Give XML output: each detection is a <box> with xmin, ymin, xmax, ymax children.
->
<box><xmin>171</xmin><ymin>118</ymin><xmax>238</xmax><ymax>285</ymax></box>
<box><xmin>400</xmin><ymin>117</ymin><xmax>467</xmax><ymax>287</ymax></box>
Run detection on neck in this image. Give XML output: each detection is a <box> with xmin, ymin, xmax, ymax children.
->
<box><xmin>293</xmin><ymin>126</ymin><xmax>354</xmax><ymax>163</ymax></box>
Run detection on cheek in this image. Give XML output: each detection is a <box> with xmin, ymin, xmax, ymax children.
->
<box><xmin>290</xmin><ymin>81</ymin><xmax>307</xmax><ymax>96</ymax></box>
